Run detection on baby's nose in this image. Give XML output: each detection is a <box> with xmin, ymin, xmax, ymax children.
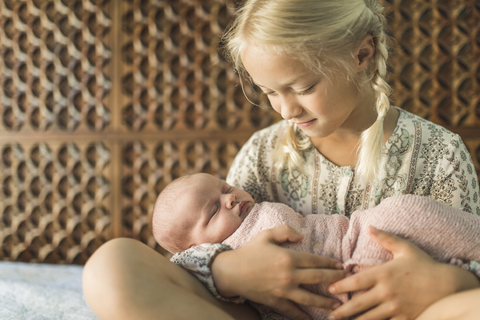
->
<box><xmin>225</xmin><ymin>194</ymin><xmax>237</xmax><ymax>209</ymax></box>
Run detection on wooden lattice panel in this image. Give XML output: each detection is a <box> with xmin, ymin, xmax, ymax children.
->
<box><xmin>0</xmin><ymin>141</ymin><xmax>110</xmax><ymax>264</ymax></box>
<box><xmin>384</xmin><ymin>0</ymin><xmax>480</xmax><ymax>128</ymax></box>
<box><xmin>0</xmin><ymin>0</ymin><xmax>112</xmax><ymax>133</ymax></box>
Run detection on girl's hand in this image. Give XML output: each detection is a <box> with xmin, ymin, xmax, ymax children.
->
<box><xmin>212</xmin><ymin>225</ymin><xmax>346</xmax><ymax>320</ymax></box>
<box><xmin>327</xmin><ymin>227</ymin><xmax>480</xmax><ymax>320</ymax></box>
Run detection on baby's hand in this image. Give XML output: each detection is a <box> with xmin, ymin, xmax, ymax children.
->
<box><xmin>212</xmin><ymin>225</ymin><xmax>346</xmax><ymax>320</ymax></box>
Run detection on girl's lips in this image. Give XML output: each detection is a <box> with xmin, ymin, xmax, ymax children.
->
<box><xmin>295</xmin><ymin>119</ymin><xmax>316</xmax><ymax>129</ymax></box>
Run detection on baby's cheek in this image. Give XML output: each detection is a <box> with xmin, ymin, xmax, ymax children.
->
<box><xmin>223</xmin><ymin>222</ymin><xmax>239</xmax><ymax>240</ymax></box>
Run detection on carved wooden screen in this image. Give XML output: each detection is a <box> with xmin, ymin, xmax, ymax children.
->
<box><xmin>0</xmin><ymin>0</ymin><xmax>479</xmax><ymax>264</ymax></box>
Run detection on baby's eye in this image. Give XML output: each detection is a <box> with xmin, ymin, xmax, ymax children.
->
<box><xmin>208</xmin><ymin>203</ymin><xmax>219</xmax><ymax>224</ymax></box>
<box><xmin>223</xmin><ymin>184</ymin><xmax>233</xmax><ymax>193</ymax></box>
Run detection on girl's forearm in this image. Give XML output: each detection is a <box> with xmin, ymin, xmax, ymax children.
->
<box><xmin>211</xmin><ymin>249</ymin><xmax>242</xmax><ymax>298</ymax></box>
<box><xmin>442</xmin><ymin>262</ymin><xmax>480</xmax><ymax>294</ymax></box>
<box><xmin>416</xmin><ymin>287</ymin><xmax>480</xmax><ymax>320</ymax></box>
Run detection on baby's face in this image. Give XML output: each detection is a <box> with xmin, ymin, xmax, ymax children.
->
<box><xmin>177</xmin><ymin>173</ymin><xmax>254</xmax><ymax>247</ymax></box>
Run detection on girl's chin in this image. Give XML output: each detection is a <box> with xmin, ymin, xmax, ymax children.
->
<box><xmin>301</xmin><ymin>128</ymin><xmax>335</xmax><ymax>140</ymax></box>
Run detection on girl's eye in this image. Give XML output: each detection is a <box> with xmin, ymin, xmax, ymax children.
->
<box><xmin>295</xmin><ymin>85</ymin><xmax>315</xmax><ymax>95</ymax></box>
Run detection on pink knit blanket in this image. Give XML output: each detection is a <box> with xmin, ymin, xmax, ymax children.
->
<box><xmin>222</xmin><ymin>195</ymin><xmax>480</xmax><ymax>320</ymax></box>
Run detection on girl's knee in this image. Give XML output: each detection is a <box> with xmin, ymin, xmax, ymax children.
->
<box><xmin>84</xmin><ymin>238</ymin><xmax>133</xmax><ymax>285</ymax></box>
<box><xmin>82</xmin><ymin>238</ymin><xmax>168</xmax><ymax>319</ymax></box>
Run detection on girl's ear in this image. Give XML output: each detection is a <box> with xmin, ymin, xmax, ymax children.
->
<box><xmin>355</xmin><ymin>35</ymin><xmax>375</xmax><ymax>72</ymax></box>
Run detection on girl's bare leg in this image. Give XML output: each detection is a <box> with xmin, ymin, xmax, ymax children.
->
<box><xmin>82</xmin><ymin>238</ymin><xmax>260</xmax><ymax>320</ymax></box>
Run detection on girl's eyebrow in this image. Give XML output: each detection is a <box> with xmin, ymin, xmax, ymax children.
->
<box><xmin>252</xmin><ymin>76</ymin><xmax>306</xmax><ymax>89</ymax></box>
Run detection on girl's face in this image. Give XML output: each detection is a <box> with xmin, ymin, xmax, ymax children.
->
<box><xmin>241</xmin><ymin>47</ymin><xmax>374</xmax><ymax>140</ymax></box>
<box><xmin>177</xmin><ymin>173</ymin><xmax>255</xmax><ymax>247</ymax></box>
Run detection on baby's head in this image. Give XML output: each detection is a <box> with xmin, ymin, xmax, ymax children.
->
<box><xmin>152</xmin><ymin>173</ymin><xmax>255</xmax><ymax>253</ymax></box>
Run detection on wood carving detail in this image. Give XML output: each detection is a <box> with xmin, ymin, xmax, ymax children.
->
<box><xmin>383</xmin><ymin>0</ymin><xmax>480</xmax><ymax>128</ymax></box>
<box><xmin>0</xmin><ymin>0</ymin><xmax>112</xmax><ymax>132</ymax></box>
<box><xmin>0</xmin><ymin>141</ymin><xmax>110</xmax><ymax>264</ymax></box>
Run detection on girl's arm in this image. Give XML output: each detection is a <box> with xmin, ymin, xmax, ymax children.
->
<box><xmin>416</xmin><ymin>287</ymin><xmax>480</xmax><ymax>320</ymax></box>
<box><xmin>327</xmin><ymin>229</ymin><xmax>480</xmax><ymax>320</ymax></box>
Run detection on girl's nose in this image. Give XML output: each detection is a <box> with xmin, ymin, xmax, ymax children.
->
<box><xmin>278</xmin><ymin>96</ymin><xmax>303</xmax><ymax>120</ymax></box>
<box><xmin>224</xmin><ymin>194</ymin><xmax>237</xmax><ymax>209</ymax></box>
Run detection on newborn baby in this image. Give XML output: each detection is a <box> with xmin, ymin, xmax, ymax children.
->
<box><xmin>152</xmin><ymin>173</ymin><xmax>480</xmax><ymax>320</ymax></box>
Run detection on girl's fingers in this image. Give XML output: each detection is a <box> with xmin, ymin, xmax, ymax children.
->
<box><xmin>263</xmin><ymin>225</ymin><xmax>345</xmax><ymax>270</ymax></box>
<box><xmin>329</xmin><ymin>267</ymin><xmax>376</xmax><ymax>294</ymax></box>
<box><xmin>288</xmin><ymin>287</ymin><xmax>342</xmax><ymax>310</ymax></box>
<box><xmin>264</xmin><ymin>224</ymin><xmax>305</xmax><ymax>244</ymax></box>
<box><xmin>290</xmin><ymin>250</ymin><xmax>344</xmax><ymax>269</ymax></box>
<box><xmin>328</xmin><ymin>286</ymin><xmax>381</xmax><ymax>320</ymax></box>
<box><xmin>295</xmin><ymin>268</ymin><xmax>346</xmax><ymax>285</ymax></box>
<box><xmin>367</xmin><ymin>226</ymin><xmax>415</xmax><ymax>257</ymax></box>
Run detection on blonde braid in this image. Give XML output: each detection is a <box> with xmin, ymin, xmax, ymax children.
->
<box><xmin>356</xmin><ymin>3</ymin><xmax>392</xmax><ymax>182</ymax></box>
<box><xmin>273</xmin><ymin>122</ymin><xmax>311</xmax><ymax>172</ymax></box>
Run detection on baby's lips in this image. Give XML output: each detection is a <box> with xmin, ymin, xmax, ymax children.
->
<box><xmin>238</xmin><ymin>201</ymin><xmax>244</xmax><ymax>216</ymax></box>
<box><xmin>238</xmin><ymin>201</ymin><xmax>247</xmax><ymax>216</ymax></box>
